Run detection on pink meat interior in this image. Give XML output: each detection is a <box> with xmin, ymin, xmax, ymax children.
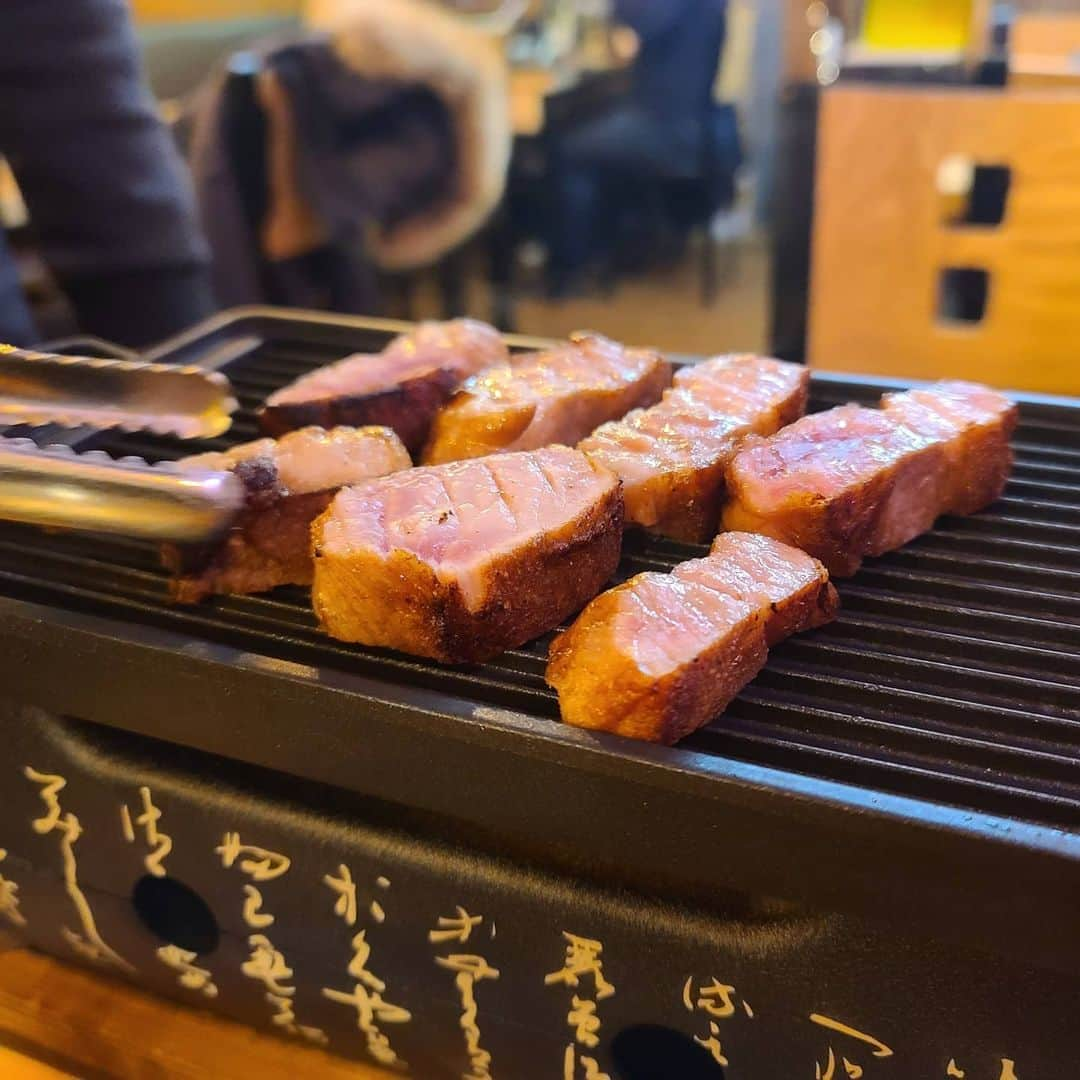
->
<box><xmin>319</xmin><ymin>446</ymin><xmax>617</xmax><ymax>608</ymax></box>
<box><xmin>267</xmin><ymin>319</ymin><xmax>506</xmax><ymax>406</ymax></box>
<box><xmin>180</xmin><ymin>425</ymin><xmax>409</xmax><ymax>495</ymax></box>
<box><xmin>728</xmin><ymin>404</ymin><xmax>937</xmax><ymax>513</ymax></box>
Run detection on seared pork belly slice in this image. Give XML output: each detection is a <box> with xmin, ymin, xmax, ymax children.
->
<box><xmin>880</xmin><ymin>380</ymin><xmax>1017</xmax><ymax>515</ymax></box>
<box><xmin>422</xmin><ymin>332</ymin><xmax>672</xmax><ymax>464</ymax></box>
<box><xmin>722</xmin><ymin>404</ymin><xmax>950</xmax><ymax>576</ymax></box>
<box><xmin>162</xmin><ymin>426</ymin><xmax>410</xmax><ymax>602</ymax></box>
<box><xmin>546</xmin><ymin>532</ymin><xmax>837</xmax><ymax>744</ymax></box>
<box><xmin>579</xmin><ymin>354</ymin><xmax>808</xmax><ymax>542</ymax></box>
<box><xmin>258</xmin><ymin>319</ymin><xmax>508</xmax><ymax>453</ymax></box>
<box><xmin>312</xmin><ymin>446</ymin><xmax>623</xmax><ymax>663</ymax></box>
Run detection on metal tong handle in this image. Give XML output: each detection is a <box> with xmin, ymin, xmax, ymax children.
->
<box><xmin>0</xmin><ymin>343</ymin><xmax>237</xmax><ymax>438</ymax></box>
<box><xmin>0</xmin><ymin>438</ymin><xmax>243</xmax><ymax>542</ymax></box>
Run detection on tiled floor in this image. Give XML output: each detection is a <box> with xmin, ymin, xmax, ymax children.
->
<box><xmin>512</xmin><ymin>237</ymin><xmax>771</xmax><ymax>355</ymax></box>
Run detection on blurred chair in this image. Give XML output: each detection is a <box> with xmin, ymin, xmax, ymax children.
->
<box><xmin>808</xmin><ymin>84</ymin><xmax>1080</xmax><ymax>395</ymax></box>
<box><xmin>537</xmin><ymin>0</ymin><xmax>740</xmax><ymax>303</ymax></box>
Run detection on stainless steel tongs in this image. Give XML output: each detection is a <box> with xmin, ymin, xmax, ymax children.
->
<box><xmin>0</xmin><ymin>345</ymin><xmax>243</xmax><ymax>542</ymax></box>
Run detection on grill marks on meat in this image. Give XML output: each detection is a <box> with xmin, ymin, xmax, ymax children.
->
<box><xmin>312</xmin><ymin>446</ymin><xmax>623</xmax><ymax>663</ymax></box>
<box><xmin>546</xmin><ymin>532</ymin><xmax>837</xmax><ymax>744</ymax></box>
<box><xmin>162</xmin><ymin>426</ymin><xmax>410</xmax><ymax>602</ymax></box>
<box><xmin>579</xmin><ymin>354</ymin><xmax>808</xmax><ymax>542</ymax></box>
<box><xmin>258</xmin><ymin>319</ymin><xmax>508</xmax><ymax>453</ymax></box>
<box><xmin>722</xmin><ymin>382</ymin><xmax>1017</xmax><ymax>576</ymax></box>
<box><xmin>421</xmin><ymin>332</ymin><xmax>672</xmax><ymax>464</ymax></box>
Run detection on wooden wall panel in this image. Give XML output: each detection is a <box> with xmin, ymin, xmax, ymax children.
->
<box><xmin>809</xmin><ymin>85</ymin><xmax>1080</xmax><ymax>394</ymax></box>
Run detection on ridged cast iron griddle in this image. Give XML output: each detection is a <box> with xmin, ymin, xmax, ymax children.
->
<box><xmin>0</xmin><ymin>309</ymin><xmax>1076</xmax><ymax>969</ymax></box>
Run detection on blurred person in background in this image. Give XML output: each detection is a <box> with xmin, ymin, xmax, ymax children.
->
<box><xmin>0</xmin><ymin>0</ymin><xmax>214</xmax><ymax>346</ymax></box>
<box><xmin>547</xmin><ymin>0</ymin><xmax>729</xmax><ymax>295</ymax></box>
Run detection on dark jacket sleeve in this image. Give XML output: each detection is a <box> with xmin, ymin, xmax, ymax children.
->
<box><xmin>0</xmin><ymin>0</ymin><xmax>214</xmax><ymax>345</ymax></box>
<box><xmin>613</xmin><ymin>0</ymin><xmax>690</xmax><ymax>39</ymax></box>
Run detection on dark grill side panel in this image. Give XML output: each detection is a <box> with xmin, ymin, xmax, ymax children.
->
<box><xmin>0</xmin><ymin>335</ymin><xmax>1076</xmax><ymax>828</ymax></box>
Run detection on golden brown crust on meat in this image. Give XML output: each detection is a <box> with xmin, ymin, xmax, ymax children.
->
<box><xmin>547</xmin><ymin>537</ymin><xmax>838</xmax><ymax>744</ymax></box>
<box><xmin>422</xmin><ymin>397</ymin><xmax>537</xmax><ymax>464</ymax></box>
<box><xmin>311</xmin><ymin>481</ymin><xmax>624</xmax><ymax>663</ymax></box>
<box><xmin>937</xmin><ymin>407</ymin><xmax>1017</xmax><ymax>515</ymax></box>
<box><xmin>421</xmin><ymin>340</ymin><xmax>673</xmax><ymax>464</ymax></box>
<box><xmin>947</xmin><ymin>425</ymin><xmax>1013</xmax><ymax>514</ymax></box>
<box><xmin>648</xmin><ymin>461</ymin><xmax>730</xmax><ymax>543</ymax></box>
<box><xmin>258</xmin><ymin>366</ymin><xmax>460</xmax><ymax>454</ymax></box>
<box><xmin>721</xmin><ymin>440</ymin><xmax>948</xmax><ymax>577</ymax></box>
<box><xmin>164</xmin><ymin>489</ymin><xmax>335</xmax><ymax>603</ymax></box>
<box><xmin>774</xmin><ymin>378</ymin><xmax>811</xmax><ymax>429</ymax></box>
<box><xmin>547</xmin><ymin>590</ymin><xmax>769</xmax><ymax>744</ymax></box>
<box><xmin>588</xmin><ymin>359</ymin><xmax>809</xmax><ymax>544</ymax></box>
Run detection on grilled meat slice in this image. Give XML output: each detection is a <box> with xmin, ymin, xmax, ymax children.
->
<box><xmin>579</xmin><ymin>354</ymin><xmax>808</xmax><ymax>542</ymax></box>
<box><xmin>722</xmin><ymin>382</ymin><xmax>1016</xmax><ymax>576</ymax></box>
<box><xmin>721</xmin><ymin>404</ymin><xmax>950</xmax><ymax>576</ymax></box>
<box><xmin>546</xmin><ymin>532</ymin><xmax>837</xmax><ymax>744</ymax></box>
<box><xmin>421</xmin><ymin>332</ymin><xmax>672</xmax><ymax>464</ymax></box>
<box><xmin>880</xmin><ymin>381</ymin><xmax>1017</xmax><ymax>515</ymax></box>
<box><xmin>312</xmin><ymin>446</ymin><xmax>623</xmax><ymax>663</ymax></box>
<box><xmin>163</xmin><ymin>426</ymin><xmax>410</xmax><ymax>602</ymax></box>
<box><xmin>258</xmin><ymin>319</ymin><xmax>508</xmax><ymax>453</ymax></box>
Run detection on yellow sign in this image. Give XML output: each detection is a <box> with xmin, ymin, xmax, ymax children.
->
<box><xmin>861</xmin><ymin>0</ymin><xmax>974</xmax><ymax>51</ymax></box>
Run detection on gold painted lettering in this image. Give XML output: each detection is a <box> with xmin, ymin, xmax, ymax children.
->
<box><xmin>242</xmin><ymin>884</ymin><xmax>275</xmax><ymax>929</ymax></box>
<box><xmin>695</xmin><ymin>978</ymin><xmax>736</xmax><ymax>1018</ymax></box>
<box><xmin>221</xmin><ymin>836</ymin><xmax>324</xmax><ymax>1045</ymax></box>
<box><xmin>322</xmin><ymin>873</ymin><xmax>410</xmax><ymax>1069</ymax></box>
<box><xmin>694</xmin><ymin>1019</ymin><xmax>729</xmax><ymax>1066</ymax></box>
<box><xmin>431</xmin><ymin>912</ymin><xmax>499</xmax><ymax>1080</ymax></box>
<box><xmin>345</xmin><ymin>930</ymin><xmax>384</xmax><ymax>991</ymax></box>
<box><xmin>215</xmin><ymin>832</ymin><xmax>290</xmax><ymax>881</ymax></box>
<box><xmin>129</xmin><ymin>787</ymin><xmax>172</xmax><ymax>878</ymax></box>
<box><xmin>24</xmin><ymin>767</ymin><xmax>133</xmax><ymax>973</ymax></box>
<box><xmin>242</xmin><ymin>935</ymin><xmax>295</xmax><ymax>996</ymax></box>
<box><xmin>811</xmin><ymin>1013</ymin><xmax>892</xmax><ymax>1080</ymax></box>
<box><xmin>125</xmin><ymin>787</ymin><xmax>220</xmax><ymax>997</ymax></box>
<box><xmin>563</xmin><ymin>1046</ymin><xmax>612</xmax><ymax>1080</ymax></box>
<box><xmin>323</xmin><ymin>864</ymin><xmax>357</xmax><ymax>927</ymax></box>
<box><xmin>157</xmin><ymin>945</ymin><xmax>218</xmax><ymax>999</ymax></box>
<box><xmin>428</xmin><ymin>905</ymin><xmax>482</xmax><ymax>945</ymax></box>
<box><xmin>550</xmin><ymin>931</ymin><xmax>614</xmax><ymax>1078</ymax></box>
<box><xmin>683</xmin><ymin>976</ymin><xmax>754</xmax><ymax>1069</ymax></box>
<box><xmin>545</xmin><ymin>932</ymin><xmax>615</xmax><ymax>1000</ymax></box>
<box><xmin>26</xmin><ymin>768</ymin><xmax>65</xmax><ymax>833</ymax></box>
<box><xmin>435</xmin><ymin>953</ymin><xmax>500</xmax><ymax>1080</ymax></box>
<box><xmin>266</xmin><ymin>992</ymin><xmax>328</xmax><ymax>1046</ymax></box>
<box><xmin>0</xmin><ymin>849</ymin><xmax>26</xmax><ymax>929</ymax></box>
<box><xmin>810</xmin><ymin>1014</ymin><xmax>892</xmax><ymax>1059</ymax></box>
<box><xmin>568</xmin><ymin>996</ymin><xmax>601</xmax><ymax>1049</ymax></box>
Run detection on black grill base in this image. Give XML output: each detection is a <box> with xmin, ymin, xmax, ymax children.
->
<box><xmin>4</xmin><ymin>706</ymin><xmax>1076</xmax><ymax>1079</ymax></box>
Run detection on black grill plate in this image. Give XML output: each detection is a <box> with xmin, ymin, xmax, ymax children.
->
<box><xmin>1</xmin><ymin>309</ymin><xmax>1077</xmax><ymax>970</ymax></box>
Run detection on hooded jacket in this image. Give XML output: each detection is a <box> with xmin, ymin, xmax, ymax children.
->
<box><xmin>190</xmin><ymin>0</ymin><xmax>510</xmax><ymax>310</ymax></box>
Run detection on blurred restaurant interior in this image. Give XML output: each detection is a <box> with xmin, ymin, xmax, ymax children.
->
<box><xmin>4</xmin><ymin>0</ymin><xmax>1079</xmax><ymax>393</ymax></box>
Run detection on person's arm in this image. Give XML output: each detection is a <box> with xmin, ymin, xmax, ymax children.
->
<box><xmin>0</xmin><ymin>0</ymin><xmax>214</xmax><ymax>345</ymax></box>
